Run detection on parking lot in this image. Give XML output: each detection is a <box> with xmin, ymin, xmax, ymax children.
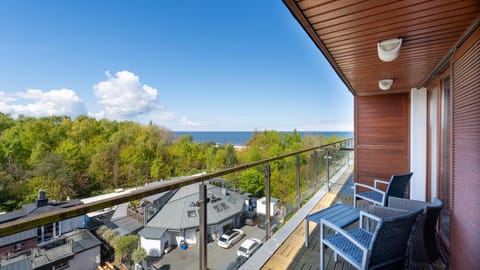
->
<box><xmin>150</xmin><ymin>224</ymin><xmax>267</xmax><ymax>270</ymax></box>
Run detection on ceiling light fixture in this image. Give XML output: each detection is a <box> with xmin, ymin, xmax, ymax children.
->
<box><xmin>377</xmin><ymin>38</ymin><xmax>403</xmax><ymax>62</ymax></box>
<box><xmin>379</xmin><ymin>78</ymin><xmax>394</xmax><ymax>90</ymax></box>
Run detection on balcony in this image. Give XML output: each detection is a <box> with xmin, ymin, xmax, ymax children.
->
<box><xmin>251</xmin><ymin>171</ymin><xmax>447</xmax><ymax>270</ymax></box>
<box><xmin>0</xmin><ymin>137</ymin><xmax>446</xmax><ymax>270</ymax></box>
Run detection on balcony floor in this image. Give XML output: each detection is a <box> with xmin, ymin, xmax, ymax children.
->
<box><xmin>261</xmin><ymin>170</ymin><xmax>446</xmax><ymax>270</ymax></box>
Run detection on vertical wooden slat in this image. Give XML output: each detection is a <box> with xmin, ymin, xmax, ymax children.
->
<box><xmin>450</xmin><ymin>30</ymin><xmax>480</xmax><ymax>269</ymax></box>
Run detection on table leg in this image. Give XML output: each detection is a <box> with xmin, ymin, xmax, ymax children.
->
<box><xmin>305</xmin><ymin>219</ymin><xmax>309</xmax><ymax>247</ymax></box>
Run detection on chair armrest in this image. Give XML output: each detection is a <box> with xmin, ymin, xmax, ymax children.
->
<box><xmin>354</xmin><ymin>183</ymin><xmax>385</xmax><ymax>194</ymax></box>
<box><xmin>354</xmin><ymin>183</ymin><xmax>387</xmax><ymax>207</ymax></box>
<box><xmin>321</xmin><ymin>219</ymin><xmax>368</xmax><ymax>253</ymax></box>
<box><xmin>374</xmin><ymin>179</ymin><xmax>389</xmax><ymax>188</ymax></box>
<box><xmin>359</xmin><ymin>210</ymin><xmax>382</xmax><ymax>229</ymax></box>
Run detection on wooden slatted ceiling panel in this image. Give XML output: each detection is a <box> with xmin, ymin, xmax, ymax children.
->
<box><xmin>292</xmin><ymin>0</ymin><xmax>480</xmax><ymax>96</ymax></box>
<box><xmin>450</xmin><ymin>34</ymin><xmax>480</xmax><ymax>269</ymax></box>
<box><xmin>354</xmin><ymin>94</ymin><xmax>409</xmax><ymax>186</ymax></box>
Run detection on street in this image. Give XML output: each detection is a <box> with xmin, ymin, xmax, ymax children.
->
<box><xmin>150</xmin><ymin>225</ymin><xmax>267</xmax><ymax>270</ymax></box>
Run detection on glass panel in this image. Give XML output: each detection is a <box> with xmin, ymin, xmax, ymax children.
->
<box><xmin>439</xmin><ymin>77</ymin><xmax>450</xmax><ymax>242</ymax></box>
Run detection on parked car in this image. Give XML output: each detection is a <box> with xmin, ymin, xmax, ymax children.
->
<box><xmin>217</xmin><ymin>229</ymin><xmax>245</xmax><ymax>248</ymax></box>
<box><xmin>225</xmin><ymin>255</ymin><xmax>248</xmax><ymax>270</ymax></box>
<box><xmin>237</xmin><ymin>238</ymin><xmax>262</xmax><ymax>258</ymax></box>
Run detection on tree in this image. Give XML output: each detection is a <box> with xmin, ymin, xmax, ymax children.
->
<box><xmin>27</xmin><ymin>153</ymin><xmax>76</xmax><ymax>201</ymax></box>
<box><xmin>132</xmin><ymin>248</ymin><xmax>147</xmax><ymax>264</ymax></box>
<box><xmin>224</xmin><ymin>144</ymin><xmax>238</xmax><ymax>168</ymax></box>
<box><xmin>0</xmin><ymin>113</ymin><xmax>14</xmax><ymax>133</ymax></box>
<box><xmin>0</xmin><ymin>170</ymin><xmax>20</xmax><ymax>211</ymax></box>
<box><xmin>114</xmin><ymin>235</ymin><xmax>139</xmax><ymax>264</ymax></box>
<box><xmin>237</xmin><ymin>169</ymin><xmax>264</xmax><ymax>197</ymax></box>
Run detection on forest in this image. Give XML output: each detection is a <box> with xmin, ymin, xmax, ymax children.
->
<box><xmin>0</xmin><ymin>113</ymin><xmax>343</xmax><ymax>212</ymax></box>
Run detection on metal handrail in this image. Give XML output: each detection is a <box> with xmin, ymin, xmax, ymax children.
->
<box><xmin>0</xmin><ymin>138</ymin><xmax>353</xmax><ymax>237</ymax></box>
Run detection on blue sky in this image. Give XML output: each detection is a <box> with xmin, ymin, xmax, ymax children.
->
<box><xmin>0</xmin><ymin>1</ymin><xmax>353</xmax><ymax>131</ymax></box>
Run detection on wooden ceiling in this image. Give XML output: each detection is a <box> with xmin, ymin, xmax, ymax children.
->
<box><xmin>284</xmin><ymin>0</ymin><xmax>480</xmax><ymax>96</ymax></box>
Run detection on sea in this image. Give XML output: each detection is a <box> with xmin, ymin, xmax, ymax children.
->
<box><xmin>173</xmin><ymin>131</ymin><xmax>353</xmax><ymax>146</ymax></box>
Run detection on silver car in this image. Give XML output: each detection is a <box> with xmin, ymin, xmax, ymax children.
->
<box><xmin>237</xmin><ymin>238</ymin><xmax>262</xmax><ymax>258</ymax></box>
<box><xmin>217</xmin><ymin>229</ymin><xmax>245</xmax><ymax>248</ymax></box>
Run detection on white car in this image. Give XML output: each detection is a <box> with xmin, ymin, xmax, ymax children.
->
<box><xmin>237</xmin><ymin>238</ymin><xmax>262</xmax><ymax>258</ymax></box>
<box><xmin>217</xmin><ymin>229</ymin><xmax>245</xmax><ymax>248</ymax></box>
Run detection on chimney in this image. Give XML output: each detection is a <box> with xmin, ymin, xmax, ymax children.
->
<box><xmin>36</xmin><ymin>190</ymin><xmax>49</xmax><ymax>207</ymax></box>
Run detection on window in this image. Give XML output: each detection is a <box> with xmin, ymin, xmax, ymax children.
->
<box><xmin>13</xmin><ymin>242</ymin><xmax>23</xmax><ymax>252</ymax></box>
<box><xmin>187</xmin><ymin>210</ymin><xmax>197</xmax><ymax>218</ymax></box>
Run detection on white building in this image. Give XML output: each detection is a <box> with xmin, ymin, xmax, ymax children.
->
<box><xmin>139</xmin><ymin>182</ymin><xmax>248</xmax><ymax>256</ymax></box>
<box><xmin>256</xmin><ymin>197</ymin><xmax>279</xmax><ymax>217</ymax></box>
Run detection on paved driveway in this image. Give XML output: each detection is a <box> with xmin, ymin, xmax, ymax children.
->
<box><xmin>150</xmin><ymin>225</ymin><xmax>266</xmax><ymax>270</ymax></box>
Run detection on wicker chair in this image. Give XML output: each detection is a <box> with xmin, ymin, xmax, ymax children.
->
<box><xmin>320</xmin><ymin>208</ymin><xmax>422</xmax><ymax>270</ymax></box>
<box><xmin>388</xmin><ymin>196</ymin><xmax>444</xmax><ymax>264</ymax></box>
<box><xmin>353</xmin><ymin>172</ymin><xmax>413</xmax><ymax>208</ymax></box>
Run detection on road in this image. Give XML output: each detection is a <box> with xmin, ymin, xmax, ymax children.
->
<box><xmin>152</xmin><ymin>225</ymin><xmax>267</xmax><ymax>270</ymax></box>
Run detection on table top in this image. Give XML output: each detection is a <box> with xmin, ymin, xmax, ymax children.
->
<box><xmin>306</xmin><ymin>203</ymin><xmax>360</xmax><ymax>228</ymax></box>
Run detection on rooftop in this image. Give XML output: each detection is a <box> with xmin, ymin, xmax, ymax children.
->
<box><xmin>0</xmin><ymin>230</ymin><xmax>101</xmax><ymax>270</ymax></box>
<box><xmin>142</xmin><ymin>181</ymin><xmax>247</xmax><ymax>232</ymax></box>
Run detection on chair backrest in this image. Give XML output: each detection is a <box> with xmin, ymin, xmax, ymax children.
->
<box><xmin>384</xmin><ymin>172</ymin><xmax>413</xmax><ymax>205</ymax></box>
<box><xmin>368</xmin><ymin>209</ymin><xmax>422</xmax><ymax>269</ymax></box>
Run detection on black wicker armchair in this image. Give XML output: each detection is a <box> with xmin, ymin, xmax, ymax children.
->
<box><xmin>320</xmin><ymin>208</ymin><xmax>422</xmax><ymax>270</ymax></box>
<box><xmin>387</xmin><ymin>196</ymin><xmax>444</xmax><ymax>265</ymax></box>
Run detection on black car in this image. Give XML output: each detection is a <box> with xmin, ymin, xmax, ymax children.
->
<box><xmin>224</xmin><ymin>255</ymin><xmax>248</xmax><ymax>270</ymax></box>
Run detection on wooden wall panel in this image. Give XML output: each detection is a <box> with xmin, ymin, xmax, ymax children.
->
<box><xmin>355</xmin><ymin>94</ymin><xmax>410</xmax><ymax>187</ymax></box>
<box><xmin>450</xmin><ymin>28</ymin><xmax>480</xmax><ymax>270</ymax></box>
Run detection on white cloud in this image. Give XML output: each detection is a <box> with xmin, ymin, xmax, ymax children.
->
<box><xmin>180</xmin><ymin>116</ymin><xmax>202</xmax><ymax>127</ymax></box>
<box><xmin>179</xmin><ymin>116</ymin><xmax>220</xmax><ymax>130</ymax></box>
<box><xmin>0</xmin><ymin>89</ymin><xmax>87</xmax><ymax>118</ymax></box>
<box><xmin>93</xmin><ymin>71</ymin><xmax>159</xmax><ymax>119</ymax></box>
<box><xmin>148</xmin><ymin>111</ymin><xmax>176</xmax><ymax>122</ymax></box>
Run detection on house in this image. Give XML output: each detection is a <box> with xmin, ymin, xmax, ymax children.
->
<box><xmin>256</xmin><ymin>197</ymin><xmax>279</xmax><ymax>217</ymax></box>
<box><xmin>0</xmin><ymin>190</ymin><xmax>87</xmax><ymax>257</ymax></box>
<box><xmin>139</xmin><ymin>182</ymin><xmax>248</xmax><ymax>256</ymax></box>
<box><xmin>0</xmin><ymin>229</ymin><xmax>101</xmax><ymax>270</ymax></box>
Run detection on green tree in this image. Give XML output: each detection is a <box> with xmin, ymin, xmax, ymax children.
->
<box><xmin>132</xmin><ymin>248</ymin><xmax>147</xmax><ymax>264</ymax></box>
<box><xmin>238</xmin><ymin>169</ymin><xmax>264</xmax><ymax>197</ymax></box>
<box><xmin>0</xmin><ymin>170</ymin><xmax>20</xmax><ymax>211</ymax></box>
<box><xmin>0</xmin><ymin>113</ymin><xmax>14</xmax><ymax>133</ymax></box>
<box><xmin>150</xmin><ymin>143</ymin><xmax>173</xmax><ymax>181</ymax></box>
<box><xmin>27</xmin><ymin>153</ymin><xmax>76</xmax><ymax>201</ymax></box>
<box><xmin>169</xmin><ymin>136</ymin><xmax>200</xmax><ymax>175</ymax></box>
<box><xmin>114</xmin><ymin>235</ymin><xmax>139</xmax><ymax>264</ymax></box>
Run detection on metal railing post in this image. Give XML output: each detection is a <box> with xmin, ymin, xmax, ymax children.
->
<box><xmin>265</xmin><ymin>164</ymin><xmax>271</xmax><ymax>240</ymax></box>
<box><xmin>296</xmin><ymin>155</ymin><xmax>301</xmax><ymax>210</ymax></box>
<box><xmin>199</xmin><ymin>183</ymin><xmax>208</xmax><ymax>270</ymax></box>
<box><xmin>313</xmin><ymin>150</ymin><xmax>317</xmax><ymax>187</ymax></box>
<box><xmin>325</xmin><ymin>150</ymin><xmax>330</xmax><ymax>192</ymax></box>
<box><xmin>334</xmin><ymin>146</ymin><xmax>338</xmax><ymax>174</ymax></box>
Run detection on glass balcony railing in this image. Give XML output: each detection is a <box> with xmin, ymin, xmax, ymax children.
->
<box><xmin>0</xmin><ymin>138</ymin><xmax>354</xmax><ymax>270</ymax></box>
